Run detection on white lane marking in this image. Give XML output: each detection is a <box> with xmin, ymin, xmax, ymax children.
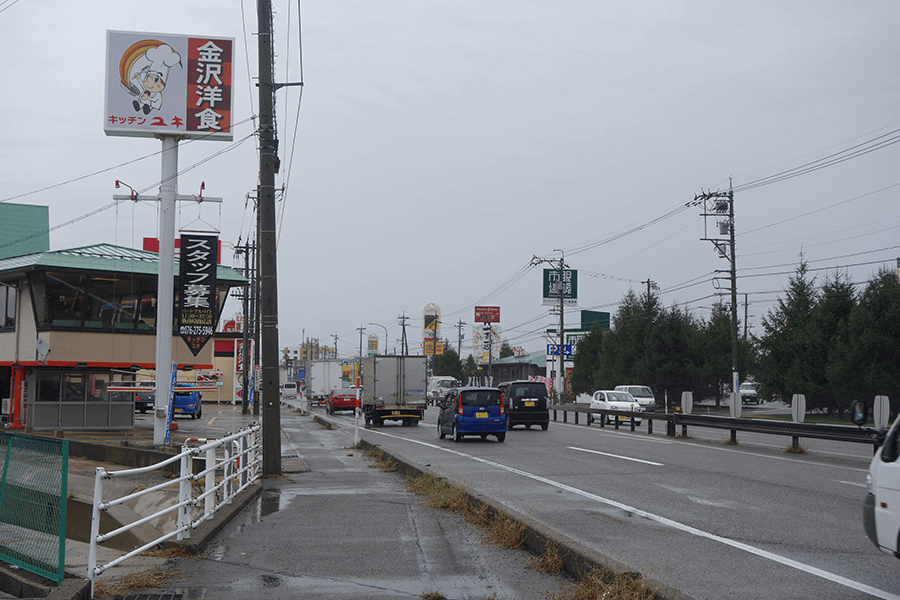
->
<box><xmin>555</xmin><ymin>421</ymin><xmax>868</xmax><ymax>472</ymax></box>
<box><xmin>838</xmin><ymin>480</ymin><xmax>867</xmax><ymax>488</ymax></box>
<box><xmin>568</xmin><ymin>446</ymin><xmax>663</xmax><ymax>466</ymax></box>
<box><xmin>365</xmin><ymin>427</ymin><xmax>900</xmax><ymax>600</ymax></box>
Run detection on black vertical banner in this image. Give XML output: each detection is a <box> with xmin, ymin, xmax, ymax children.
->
<box><xmin>178</xmin><ymin>234</ymin><xmax>218</xmax><ymax>356</ymax></box>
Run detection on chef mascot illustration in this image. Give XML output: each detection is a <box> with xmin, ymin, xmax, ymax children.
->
<box><xmin>119</xmin><ymin>41</ymin><xmax>182</xmax><ymax>115</ymax></box>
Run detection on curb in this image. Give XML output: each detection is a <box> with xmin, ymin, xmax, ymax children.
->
<box><xmin>358</xmin><ymin>438</ymin><xmax>696</xmax><ymax>600</ymax></box>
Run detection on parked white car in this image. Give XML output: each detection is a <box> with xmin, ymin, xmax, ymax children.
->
<box><xmin>590</xmin><ymin>390</ymin><xmax>643</xmax><ymax>425</ymax></box>
<box><xmin>614</xmin><ymin>385</ymin><xmax>656</xmax><ymax>412</ymax></box>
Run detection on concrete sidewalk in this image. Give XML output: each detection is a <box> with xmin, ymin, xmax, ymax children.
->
<box><xmin>86</xmin><ymin>408</ymin><xmax>570</xmax><ymax>600</ymax></box>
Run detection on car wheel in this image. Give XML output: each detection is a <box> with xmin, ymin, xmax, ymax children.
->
<box><xmin>541</xmin><ymin>422</ymin><xmax>548</xmax><ymax>431</ymax></box>
<box><xmin>453</xmin><ymin>424</ymin><xmax>462</xmax><ymax>443</ymax></box>
<box><xmin>506</xmin><ymin>418</ymin><xmax>513</xmax><ymax>431</ymax></box>
<box><xmin>196</xmin><ymin>406</ymin><xmax>202</xmax><ymax>419</ymax></box>
<box><xmin>438</xmin><ymin>421</ymin><xmax>446</xmax><ymax>439</ymax></box>
<box><xmin>496</xmin><ymin>432</ymin><xmax>506</xmax><ymax>443</ymax></box>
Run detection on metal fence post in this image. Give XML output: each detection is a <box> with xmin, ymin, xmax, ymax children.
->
<box><xmin>88</xmin><ymin>467</ymin><xmax>105</xmax><ymax>596</ymax></box>
<box><xmin>177</xmin><ymin>448</ymin><xmax>193</xmax><ymax>540</ymax></box>
<box><xmin>224</xmin><ymin>441</ymin><xmax>234</xmax><ymax>503</ymax></box>
<box><xmin>205</xmin><ymin>446</ymin><xmax>216</xmax><ymax>518</ymax></box>
<box><xmin>241</xmin><ymin>433</ymin><xmax>249</xmax><ymax>489</ymax></box>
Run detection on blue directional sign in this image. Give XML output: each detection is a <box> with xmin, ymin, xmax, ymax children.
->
<box><xmin>546</xmin><ymin>344</ymin><xmax>573</xmax><ymax>356</ymax></box>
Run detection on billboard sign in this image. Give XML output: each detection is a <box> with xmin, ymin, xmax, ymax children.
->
<box><xmin>105</xmin><ymin>31</ymin><xmax>234</xmax><ymax>140</ymax></box>
<box><xmin>474</xmin><ymin>306</ymin><xmax>500</xmax><ymax>323</ymax></box>
<box><xmin>542</xmin><ymin>269</ymin><xmax>578</xmax><ymax>306</ymax></box>
<box><xmin>178</xmin><ymin>234</ymin><xmax>218</xmax><ymax>355</ymax></box>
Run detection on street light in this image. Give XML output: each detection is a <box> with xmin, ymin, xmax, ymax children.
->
<box><xmin>368</xmin><ymin>322</ymin><xmax>388</xmax><ymax>355</ymax></box>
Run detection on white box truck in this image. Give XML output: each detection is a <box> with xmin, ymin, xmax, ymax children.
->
<box><xmin>362</xmin><ymin>355</ymin><xmax>427</xmax><ymax>427</ymax></box>
<box><xmin>306</xmin><ymin>359</ymin><xmax>344</xmax><ymax>405</ymax></box>
<box><xmin>853</xmin><ymin>400</ymin><xmax>900</xmax><ymax>558</ymax></box>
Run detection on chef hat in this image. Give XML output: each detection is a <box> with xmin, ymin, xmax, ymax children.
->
<box><xmin>145</xmin><ymin>44</ymin><xmax>182</xmax><ymax>82</ymax></box>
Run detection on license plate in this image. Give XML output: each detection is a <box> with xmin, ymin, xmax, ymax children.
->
<box><xmin>174</xmin><ymin>408</ymin><xmax>183</xmax><ymax>413</ymax></box>
<box><xmin>475</xmin><ymin>411</ymin><xmax>488</xmax><ymax>418</ymax></box>
<box><xmin>524</xmin><ymin>401</ymin><xmax>535</xmax><ymax>407</ymax></box>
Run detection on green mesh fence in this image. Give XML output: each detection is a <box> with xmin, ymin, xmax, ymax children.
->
<box><xmin>0</xmin><ymin>433</ymin><xmax>68</xmax><ymax>584</ymax></box>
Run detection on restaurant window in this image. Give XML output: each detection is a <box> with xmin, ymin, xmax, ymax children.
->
<box><xmin>61</xmin><ymin>373</ymin><xmax>85</xmax><ymax>402</ymax></box>
<box><xmin>37</xmin><ymin>371</ymin><xmax>61</xmax><ymax>402</ymax></box>
<box><xmin>0</xmin><ymin>283</ymin><xmax>14</xmax><ymax>331</ymax></box>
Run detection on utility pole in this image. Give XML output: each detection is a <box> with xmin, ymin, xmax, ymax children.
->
<box><xmin>332</xmin><ymin>333</ymin><xmax>339</xmax><ymax>358</ymax></box>
<box><xmin>695</xmin><ymin>187</ymin><xmax>739</xmax><ymax>414</ymax></box>
<box><xmin>455</xmin><ymin>319</ymin><xmax>467</xmax><ymax>358</ymax></box>
<box><xmin>357</xmin><ymin>326</ymin><xmax>365</xmax><ymax>361</ymax></box>
<box><xmin>531</xmin><ymin>250</ymin><xmax>569</xmax><ymax>403</ymax></box>
<box><xmin>641</xmin><ymin>278</ymin><xmax>658</xmax><ymax>301</ymax></box>
<box><xmin>398</xmin><ymin>313</ymin><xmax>409</xmax><ymax>355</ymax></box>
<box><xmin>744</xmin><ymin>293</ymin><xmax>749</xmax><ymax>340</ymax></box>
<box><xmin>234</xmin><ymin>238</ymin><xmax>255</xmax><ymax>414</ymax></box>
<box><xmin>257</xmin><ymin>0</ymin><xmax>281</xmax><ymax>475</ymax></box>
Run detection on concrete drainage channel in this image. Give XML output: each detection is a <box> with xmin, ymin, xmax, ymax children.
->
<box><xmin>355</xmin><ymin>437</ymin><xmax>695</xmax><ymax>600</ymax></box>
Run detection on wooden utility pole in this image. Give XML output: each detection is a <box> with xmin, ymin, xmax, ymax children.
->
<box><xmin>257</xmin><ymin>0</ymin><xmax>281</xmax><ymax>476</ymax></box>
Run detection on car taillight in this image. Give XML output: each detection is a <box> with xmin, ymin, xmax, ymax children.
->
<box><xmin>458</xmin><ymin>399</ymin><xmax>464</xmax><ymax>415</ymax></box>
<box><xmin>499</xmin><ymin>400</ymin><xmax>504</xmax><ymax>415</ymax></box>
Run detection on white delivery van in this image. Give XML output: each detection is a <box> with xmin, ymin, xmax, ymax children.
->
<box><xmin>281</xmin><ymin>382</ymin><xmax>298</xmax><ymax>398</ymax></box>
<box><xmin>853</xmin><ymin>401</ymin><xmax>900</xmax><ymax>558</ymax></box>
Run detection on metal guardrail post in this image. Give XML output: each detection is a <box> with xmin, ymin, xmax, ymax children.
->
<box><xmin>575</xmin><ymin>411</ymin><xmax>579</xmax><ymax>425</ymax></box>
<box><xmin>730</xmin><ymin>430</ymin><xmax>737</xmax><ymax>444</ymax></box>
<box><xmin>630</xmin><ymin>417</ymin><xmax>636</xmax><ymax>432</ymax></box>
<box><xmin>88</xmin><ymin>467</ymin><xmax>105</xmax><ymax>596</ymax></box>
<box><xmin>205</xmin><ymin>446</ymin><xmax>216</xmax><ymax>517</ymax></box>
<box><xmin>563</xmin><ymin>410</ymin><xmax>567</xmax><ymax>423</ymax></box>
<box><xmin>240</xmin><ymin>434</ymin><xmax>249</xmax><ymax>489</ymax></box>
<box><xmin>177</xmin><ymin>448</ymin><xmax>193</xmax><ymax>540</ymax></box>
<box><xmin>647</xmin><ymin>418</ymin><xmax>653</xmax><ymax>434</ymax></box>
<box><xmin>225</xmin><ymin>441</ymin><xmax>234</xmax><ymax>504</ymax></box>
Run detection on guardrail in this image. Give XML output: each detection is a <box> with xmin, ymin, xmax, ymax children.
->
<box><xmin>550</xmin><ymin>405</ymin><xmax>879</xmax><ymax>447</ymax></box>
<box><xmin>87</xmin><ymin>424</ymin><xmax>261</xmax><ymax>596</ymax></box>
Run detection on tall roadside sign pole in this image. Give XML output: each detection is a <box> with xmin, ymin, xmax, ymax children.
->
<box><xmin>257</xmin><ymin>0</ymin><xmax>282</xmax><ymax>476</ymax></box>
<box><xmin>105</xmin><ymin>31</ymin><xmax>235</xmax><ymax>446</ymax></box>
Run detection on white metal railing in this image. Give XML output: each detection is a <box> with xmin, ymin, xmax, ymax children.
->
<box><xmin>87</xmin><ymin>424</ymin><xmax>261</xmax><ymax>596</ymax></box>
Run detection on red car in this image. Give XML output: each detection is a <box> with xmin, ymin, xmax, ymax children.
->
<box><xmin>325</xmin><ymin>389</ymin><xmax>359</xmax><ymax>414</ymax></box>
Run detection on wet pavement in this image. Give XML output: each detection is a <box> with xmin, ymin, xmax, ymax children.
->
<box><xmin>58</xmin><ymin>400</ymin><xmax>571</xmax><ymax>600</ymax></box>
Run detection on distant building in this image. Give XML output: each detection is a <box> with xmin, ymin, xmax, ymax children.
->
<box><xmin>0</xmin><ymin>205</ymin><xmax>247</xmax><ymax>431</ymax></box>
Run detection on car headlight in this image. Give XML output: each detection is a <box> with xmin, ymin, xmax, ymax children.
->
<box><xmin>866</xmin><ymin>473</ymin><xmax>873</xmax><ymax>495</ymax></box>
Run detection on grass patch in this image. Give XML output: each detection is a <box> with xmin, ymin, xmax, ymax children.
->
<box><xmin>723</xmin><ymin>438</ymin><xmax>739</xmax><ymax>446</ymax></box>
<box><xmin>139</xmin><ymin>545</ymin><xmax>199</xmax><ymax>559</ymax></box>
<box><xmin>785</xmin><ymin>444</ymin><xmax>807</xmax><ymax>454</ymax></box>
<box><xmin>92</xmin><ymin>566</ymin><xmax>184</xmax><ymax>599</ymax></box>
<box><xmin>527</xmin><ymin>542</ymin><xmax>565</xmax><ymax>574</ymax></box>
<box><xmin>548</xmin><ymin>566</ymin><xmax>657</xmax><ymax>600</ymax></box>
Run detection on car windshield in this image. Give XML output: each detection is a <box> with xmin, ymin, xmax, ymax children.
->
<box><xmin>460</xmin><ymin>390</ymin><xmax>501</xmax><ymax>406</ymax></box>
<box><xmin>740</xmin><ymin>383</ymin><xmax>756</xmax><ymax>391</ymax></box>
<box><xmin>609</xmin><ymin>392</ymin><xmax>633</xmax><ymax>402</ymax></box>
<box><xmin>628</xmin><ymin>387</ymin><xmax>652</xmax><ymax>397</ymax></box>
<box><xmin>511</xmin><ymin>383</ymin><xmax>547</xmax><ymax>399</ymax></box>
<box><xmin>438</xmin><ymin>381</ymin><xmax>457</xmax><ymax>389</ymax></box>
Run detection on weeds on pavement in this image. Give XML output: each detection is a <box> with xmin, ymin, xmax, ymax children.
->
<box><xmin>547</xmin><ymin>566</ymin><xmax>658</xmax><ymax>600</ymax></box>
<box><xmin>92</xmin><ymin>566</ymin><xmax>184</xmax><ymax>599</ymax></box>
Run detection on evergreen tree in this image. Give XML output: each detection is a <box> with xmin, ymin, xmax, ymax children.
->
<box><xmin>433</xmin><ymin>343</ymin><xmax>465</xmax><ymax>382</ymax></box>
<box><xmin>570</xmin><ymin>325</ymin><xmax>604</xmax><ymax>394</ymax></box>
<box><xmin>831</xmin><ymin>269</ymin><xmax>900</xmax><ymax>417</ymax></box>
<box><xmin>757</xmin><ymin>259</ymin><xmax>817</xmax><ymax>404</ymax></box>
<box><xmin>499</xmin><ymin>341</ymin><xmax>515</xmax><ymax>359</ymax></box>
<box><xmin>805</xmin><ymin>271</ymin><xmax>855</xmax><ymax>413</ymax></box>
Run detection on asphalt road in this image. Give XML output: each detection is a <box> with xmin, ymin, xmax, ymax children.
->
<box><xmin>318</xmin><ymin>403</ymin><xmax>899</xmax><ymax>600</ymax></box>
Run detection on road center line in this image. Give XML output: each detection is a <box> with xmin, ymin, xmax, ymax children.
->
<box><xmin>365</xmin><ymin>427</ymin><xmax>899</xmax><ymax>600</ymax></box>
<box><xmin>568</xmin><ymin>446</ymin><xmax>663</xmax><ymax>466</ymax></box>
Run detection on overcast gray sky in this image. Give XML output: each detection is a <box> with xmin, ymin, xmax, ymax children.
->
<box><xmin>2</xmin><ymin>1</ymin><xmax>899</xmax><ymax>360</ymax></box>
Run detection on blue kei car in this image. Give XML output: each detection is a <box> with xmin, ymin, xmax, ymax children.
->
<box><xmin>437</xmin><ymin>386</ymin><xmax>506</xmax><ymax>443</ymax></box>
<box><xmin>172</xmin><ymin>385</ymin><xmax>203</xmax><ymax>419</ymax></box>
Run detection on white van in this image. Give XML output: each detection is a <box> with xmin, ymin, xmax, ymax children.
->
<box><xmin>614</xmin><ymin>385</ymin><xmax>656</xmax><ymax>412</ymax></box>
<box><xmin>281</xmin><ymin>382</ymin><xmax>298</xmax><ymax>398</ymax></box>
<box><xmin>853</xmin><ymin>401</ymin><xmax>900</xmax><ymax>558</ymax></box>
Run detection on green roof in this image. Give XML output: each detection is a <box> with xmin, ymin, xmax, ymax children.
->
<box><xmin>0</xmin><ymin>243</ymin><xmax>247</xmax><ymax>283</ymax></box>
<box><xmin>492</xmin><ymin>350</ymin><xmax>547</xmax><ymax>367</ymax></box>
